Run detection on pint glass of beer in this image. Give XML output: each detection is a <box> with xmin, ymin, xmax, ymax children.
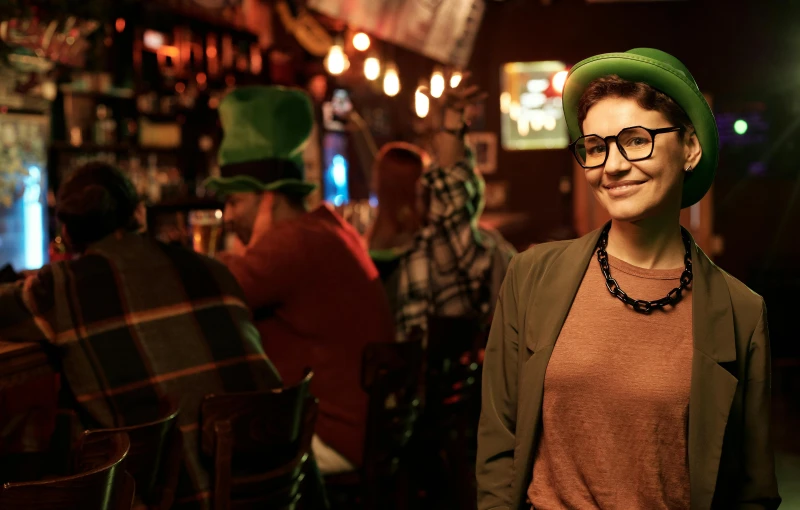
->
<box><xmin>189</xmin><ymin>209</ymin><xmax>223</xmax><ymax>257</ymax></box>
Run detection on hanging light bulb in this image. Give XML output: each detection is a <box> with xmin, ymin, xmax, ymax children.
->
<box><xmin>353</xmin><ymin>32</ymin><xmax>370</xmax><ymax>52</ymax></box>
<box><xmin>364</xmin><ymin>56</ymin><xmax>381</xmax><ymax>81</ymax></box>
<box><xmin>450</xmin><ymin>70</ymin><xmax>463</xmax><ymax>88</ymax></box>
<box><xmin>325</xmin><ymin>41</ymin><xmax>347</xmax><ymax>75</ymax></box>
<box><xmin>415</xmin><ymin>85</ymin><xmax>430</xmax><ymax>118</ymax></box>
<box><xmin>430</xmin><ymin>67</ymin><xmax>445</xmax><ymax>98</ymax></box>
<box><xmin>383</xmin><ymin>63</ymin><xmax>400</xmax><ymax>97</ymax></box>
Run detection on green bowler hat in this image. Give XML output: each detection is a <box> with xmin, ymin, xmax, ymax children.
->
<box><xmin>204</xmin><ymin>85</ymin><xmax>318</xmax><ymax>196</ymax></box>
<box><xmin>563</xmin><ymin>48</ymin><xmax>718</xmax><ymax>208</ymax></box>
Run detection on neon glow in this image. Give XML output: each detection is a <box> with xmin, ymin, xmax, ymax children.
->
<box><xmin>332</xmin><ymin>155</ymin><xmax>347</xmax><ymax>187</ymax></box>
<box><xmin>23</xmin><ymin>166</ymin><xmax>43</xmax><ymax>269</ymax></box>
<box><xmin>551</xmin><ymin>70</ymin><xmax>569</xmax><ymax>95</ymax></box>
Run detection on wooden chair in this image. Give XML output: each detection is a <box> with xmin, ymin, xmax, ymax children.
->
<box><xmin>0</xmin><ymin>431</ymin><xmax>135</xmax><ymax>510</ymax></box>
<box><xmin>425</xmin><ymin>315</ymin><xmax>487</xmax><ymax>416</ymax></box>
<box><xmin>201</xmin><ymin>371</ymin><xmax>318</xmax><ymax>510</ymax></box>
<box><xmin>77</xmin><ymin>402</ymin><xmax>181</xmax><ymax>510</ymax></box>
<box><xmin>326</xmin><ymin>340</ymin><xmax>424</xmax><ymax>510</ymax></box>
<box><xmin>417</xmin><ymin>315</ymin><xmax>488</xmax><ymax>510</ymax></box>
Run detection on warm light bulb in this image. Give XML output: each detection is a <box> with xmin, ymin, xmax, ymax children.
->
<box><xmin>430</xmin><ymin>69</ymin><xmax>445</xmax><ymax>98</ymax></box>
<box><xmin>450</xmin><ymin>70</ymin><xmax>463</xmax><ymax>88</ymax></box>
<box><xmin>383</xmin><ymin>64</ymin><xmax>400</xmax><ymax>97</ymax></box>
<box><xmin>415</xmin><ymin>86</ymin><xmax>430</xmax><ymax>118</ymax></box>
<box><xmin>364</xmin><ymin>57</ymin><xmax>381</xmax><ymax>81</ymax></box>
<box><xmin>353</xmin><ymin>32</ymin><xmax>370</xmax><ymax>52</ymax></box>
<box><xmin>325</xmin><ymin>43</ymin><xmax>346</xmax><ymax>75</ymax></box>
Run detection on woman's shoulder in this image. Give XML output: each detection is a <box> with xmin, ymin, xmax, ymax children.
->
<box><xmin>506</xmin><ymin>238</ymin><xmax>578</xmax><ymax>286</ymax></box>
<box><xmin>699</xmin><ymin>248</ymin><xmax>766</xmax><ymax>329</ymax></box>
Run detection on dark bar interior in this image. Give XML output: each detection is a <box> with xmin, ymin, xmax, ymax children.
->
<box><xmin>0</xmin><ymin>0</ymin><xmax>798</xmax><ymax>509</ymax></box>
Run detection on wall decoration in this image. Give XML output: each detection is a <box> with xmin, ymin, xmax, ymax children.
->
<box><xmin>500</xmin><ymin>61</ymin><xmax>569</xmax><ymax>151</ymax></box>
<box><xmin>466</xmin><ymin>131</ymin><xmax>497</xmax><ymax>174</ymax></box>
<box><xmin>484</xmin><ymin>181</ymin><xmax>508</xmax><ymax>210</ymax></box>
<box><xmin>307</xmin><ymin>0</ymin><xmax>485</xmax><ymax>68</ymax></box>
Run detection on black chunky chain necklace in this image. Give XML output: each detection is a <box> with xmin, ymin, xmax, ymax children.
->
<box><xmin>596</xmin><ymin>225</ymin><xmax>693</xmax><ymax>314</ymax></box>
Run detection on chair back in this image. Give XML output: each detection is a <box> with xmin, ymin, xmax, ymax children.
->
<box><xmin>425</xmin><ymin>315</ymin><xmax>487</xmax><ymax>416</ymax></box>
<box><xmin>0</xmin><ymin>431</ymin><xmax>134</xmax><ymax>510</ymax></box>
<box><xmin>361</xmin><ymin>340</ymin><xmax>424</xmax><ymax>479</ymax></box>
<box><xmin>78</xmin><ymin>402</ymin><xmax>181</xmax><ymax>509</ymax></box>
<box><xmin>201</xmin><ymin>372</ymin><xmax>317</xmax><ymax>510</ymax></box>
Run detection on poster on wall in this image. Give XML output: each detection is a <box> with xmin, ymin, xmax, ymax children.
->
<box><xmin>500</xmin><ymin>61</ymin><xmax>570</xmax><ymax>151</ymax></box>
<box><xmin>307</xmin><ymin>0</ymin><xmax>485</xmax><ymax>68</ymax></box>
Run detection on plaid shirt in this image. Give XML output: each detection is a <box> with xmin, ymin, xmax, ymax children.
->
<box><xmin>395</xmin><ymin>154</ymin><xmax>496</xmax><ymax>342</ymax></box>
<box><xmin>0</xmin><ymin>232</ymin><xmax>281</xmax><ymax>509</ymax></box>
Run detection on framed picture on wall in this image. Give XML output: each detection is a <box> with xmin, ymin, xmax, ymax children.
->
<box><xmin>466</xmin><ymin>131</ymin><xmax>497</xmax><ymax>174</ymax></box>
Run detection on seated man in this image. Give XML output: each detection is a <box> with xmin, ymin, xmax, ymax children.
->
<box><xmin>205</xmin><ymin>85</ymin><xmax>395</xmax><ymax>474</ymax></box>
<box><xmin>0</xmin><ymin>162</ymin><xmax>282</xmax><ymax>510</ymax></box>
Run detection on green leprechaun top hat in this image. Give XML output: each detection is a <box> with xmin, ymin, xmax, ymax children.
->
<box><xmin>562</xmin><ymin>48</ymin><xmax>718</xmax><ymax>209</ymax></box>
<box><xmin>204</xmin><ymin>85</ymin><xmax>318</xmax><ymax>197</ymax></box>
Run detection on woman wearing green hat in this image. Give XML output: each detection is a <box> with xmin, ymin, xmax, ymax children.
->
<box><xmin>477</xmin><ymin>49</ymin><xmax>780</xmax><ymax>510</ymax></box>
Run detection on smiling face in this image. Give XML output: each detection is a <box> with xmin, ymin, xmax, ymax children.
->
<box><xmin>582</xmin><ymin>97</ymin><xmax>701</xmax><ymax>223</ymax></box>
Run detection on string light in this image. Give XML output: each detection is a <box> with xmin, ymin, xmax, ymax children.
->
<box><xmin>325</xmin><ymin>41</ymin><xmax>347</xmax><ymax>75</ymax></box>
<box><xmin>364</xmin><ymin>57</ymin><xmax>381</xmax><ymax>81</ymax></box>
<box><xmin>450</xmin><ymin>70</ymin><xmax>463</xmax><ymax>88</ymax></box>
<box><xmin>415</xmin><ymin>85</ymin><xmax>430</xmax><ymax>118</ymax></box>
<box><xmin>430</xmin><ymin>68</ymin><xmax>445</xmax><ymax>98</ymax></box>
<box><xmin>353</xmin><ymin>32</ymin><xmax>370</xmax><ymax>52</ymax></box>
<box><xmin>383</xmin><ymin>63</ymin><xmax>400</xmax><ymax>97</ymax></box>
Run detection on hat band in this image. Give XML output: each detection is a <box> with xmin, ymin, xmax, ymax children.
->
<box><xmin>220</xmin><ymin>158</ymin><xmax>303</xmax><ymax>185</ymax></box>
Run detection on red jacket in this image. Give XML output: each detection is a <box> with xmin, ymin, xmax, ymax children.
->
<box><xmin>220</xmin><ymin>205</ymin><xmax>394</xmax><ymax>466</ymax></box>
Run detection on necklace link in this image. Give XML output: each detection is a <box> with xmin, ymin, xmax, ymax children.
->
<box><xmin>596</xmin><ymin>225</ymin><xmax>693</xmax><ymax>314</ymax></box>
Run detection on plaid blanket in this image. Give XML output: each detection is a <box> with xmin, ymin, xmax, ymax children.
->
<box><xmin>394</xmin><ymin>154</ymin><xmax>496</xmax><ymax>342</ymax></box>
<box><xmin>0</xmin><ymin>232</ymin><xmax>282</xmax><ymax>509</ymax></box>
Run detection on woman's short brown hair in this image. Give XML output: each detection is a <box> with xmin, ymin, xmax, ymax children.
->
<box><xmin>577</xmin><ymin>75</ymin><xmax>694</xmax><ymax>134</ymax></box>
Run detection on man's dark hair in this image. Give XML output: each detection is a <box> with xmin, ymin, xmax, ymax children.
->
<box><xmin>275</xmin><ymin>190</ymin><xmax>308</xmax><ymax>211</ymax></box>
<box><xmin>56</xmin><ymin>161</ymin><xmax>141</xmax><ymax>251</ymax></box>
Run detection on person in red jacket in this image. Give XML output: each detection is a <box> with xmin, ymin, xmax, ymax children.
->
<box><xmin>205</xmin><ymin>86</ymin><xmax>395</xmax><ymax>474</ymax></box>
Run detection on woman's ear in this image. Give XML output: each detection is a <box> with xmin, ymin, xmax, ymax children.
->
<box><xmin>684</xmin><ymin>131</ymin><xmax>703</xmax><ymax>173</ymax></box>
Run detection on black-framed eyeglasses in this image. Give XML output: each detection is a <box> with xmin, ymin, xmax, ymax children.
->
<box><xmin>569</xmin><ymin>126</ymin><xmax>683</xmax><ymax>169</ymax></box>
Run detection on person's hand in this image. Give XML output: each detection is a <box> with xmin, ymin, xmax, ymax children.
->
<box><xmin>441</xmin><ymin>71</ymin><xmax>488</xmax><ymax>128</ymax></box>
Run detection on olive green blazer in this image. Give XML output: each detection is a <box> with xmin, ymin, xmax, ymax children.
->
<box><xmin>476</xmin><ymin>226</ymin><xmax>781</xmax><ymax>510</ymax></box>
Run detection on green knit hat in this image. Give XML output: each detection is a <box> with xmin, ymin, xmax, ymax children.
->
<box><xmin>563</xmin><ymin>48</ymin><xmax>718</xmax><ymax>208</ymax></box>
<box><xmin>204</xmin><ymin>85</ymin><xmax>317</xmax><ymax>196</ymax></box>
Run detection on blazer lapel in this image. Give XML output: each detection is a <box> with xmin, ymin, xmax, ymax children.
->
<box><xmin>688</xmin><ymin>240</ymin><xmax>738</xmax><ymax>510</ymax></box>
<box><xmin>511</xmin><ymin>227</ymin><xmax>603</xmax><ymax>507</ymax></box>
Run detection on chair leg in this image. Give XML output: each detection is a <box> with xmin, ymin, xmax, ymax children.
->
<box><xmin>300</xmin><ymin>456</ymin><xmax>330</xmax><ymax>510</ymax></box>
<box><xmin>213</xmin><ymin>422</ymin><xmax>233</xmax><ymax>510</ymax></box>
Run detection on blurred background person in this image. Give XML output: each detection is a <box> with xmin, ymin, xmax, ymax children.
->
<box><xmin>205</xmin><ymin>85</ymin><xmax>395</xmax><ymax>475</ymax></box>
<box><xmin>0</xmin><ymin>161</ymin><xmax>282</xmax><ymax>509</ymax></box>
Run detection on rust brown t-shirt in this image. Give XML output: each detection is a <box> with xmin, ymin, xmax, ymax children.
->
<box><xmin>528</xmin><ymin>252</ymin><xmax>693</xmax><ymax>510</ymax></box>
